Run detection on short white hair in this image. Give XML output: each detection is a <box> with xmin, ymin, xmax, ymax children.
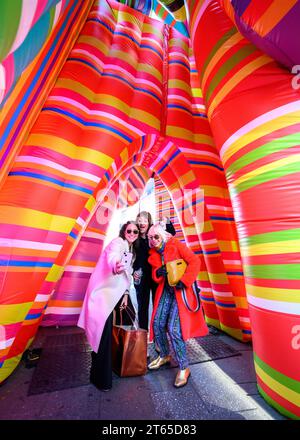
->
<box><xmin>147</xmin><ymin>223</ymin><xmax>167</xmax><ymax>241</ymax></box>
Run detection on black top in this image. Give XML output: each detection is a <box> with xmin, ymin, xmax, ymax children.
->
<box><xmin>133</xmin><ymin>236</ymin><xmax>152</xmax><ymax>279</ymax></box>
<box><xmin>166</xmin><ymin>221</ymin><xmax>176</xmax><ymax>236</ymax></box>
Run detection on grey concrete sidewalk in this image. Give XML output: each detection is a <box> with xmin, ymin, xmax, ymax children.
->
<box><xmin>0</xmin><ymin>326</ymin><xmax>286</xmax><ymax>420</ymax></box>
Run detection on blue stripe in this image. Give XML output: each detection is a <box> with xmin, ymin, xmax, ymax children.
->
<box><xmin>242</xmin><ymin>329</ymin><xmax>251</xmax><ymax>334</ymax></box>
<box><xmin>9</xmin><ymin>171</ymin><xmax>93</xmax><ymax>194</ymax></box>
<box><xmin>226</xmin><ymin>271</ymin><xmax>244</xmax><ymax>276</ymax></box>
<box><xmin>215</xmin><ymin>301</ymin><xmax>236</xmax><ymax>308</ymax></box>
<box><xmin>87</xmin><ymin>17</ymin><xmax>113</xmax><ymax>34</ymax></box>
<box><xmin>188</xmin><ymin>160</ymin><xmax>224</xmax><ymax>171</ymax></box>
<box><xmin>158</xmin><ymin>149</ymin><xmax>180</xmax><ymax>173</ymax></box>
<box><xmin>169</xmin><ymin>60</ymin><xmax>190</xmax><ymax>69</ymax></box>
<box><xmin>167</xmin><ymin>104</ymin><xmax>207</xmax><ymax>118</ymax></box>
<box><xmin>26</xmin><ymin>313</ymin><xmax>42</xmax><ymax>320</ymax></box>
<box><xmin>198</xmin><ymin>249</ymin><xmax>220</xmax><ymax>255</ymax></box>
<box><xmin>211</xmin><ymin>216</ymin><xmax>235</xmax><ymax>221</ymax></box>
<box><xmin>0</xmin><ymin>260</ymin><xmax>52</xmax><ymax>267</ymax></box>
<box><xmin>42</xmin><ymin>107</ymin><xmax>133</xmax><ymax>142</ymax></box>
<box><xmin>200</xmin><ymin>296</ymin><xmax>215</xmax><ymax>302</ymax></box>
<box><xmin>140</xmin><ymin>44</ymin><xmax>163</xmax><ymax>59</ymax></box>
<box><xmin>0</xmin><ymin>1</ymin><xmax>78</xmax><ymax>151</ymax></box>
<box><xmin>70</xmin><ymin>231</ymin><xmax>78</xmax><ymax>239</ymax></box>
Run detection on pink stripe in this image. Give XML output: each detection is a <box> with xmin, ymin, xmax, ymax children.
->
<box><xmin>191</xmin><ymin>0</ymin><xmax>212</xmax><ymax>43</ymax></box>
<box><xmin>0</xmin><ymin>224</ymin><xmax>66</xmax><ymax>244</ymax></box>
<box><xmin>2</xmin><ymin>322</ymin><xmax>22</xmax><ymax>339</ymax></box>
<box><xmin>220</xmin><ymin>100</ymin><xmax>300</xmax><ymax>159</ymax></box>
<box><xmin>2</xmin><ymin>55</ymin><xmax>15</xmax><ymax>92</ymax></box>
<box><xmin>32</xmin><ymin>0</ymin><xmax>49</xmax><ymax>27</ymax></box>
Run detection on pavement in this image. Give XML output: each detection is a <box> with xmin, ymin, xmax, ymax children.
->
<box><xmin>0</xmin><ymin>324</ymin><xmax>287</xmax><ymax>421</ymax></box>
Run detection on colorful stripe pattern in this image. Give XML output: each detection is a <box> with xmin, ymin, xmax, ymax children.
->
<box><xmin>0</xmin><ymin>0</ymin><xmax>94</xmax><ymax>188</ymax></box>
<box><xmin>187</xmin><ymin>0</ymin><xmax>300</xmax><ymax>419</ymax></box>
<box><xmin>0</xmin><ymin>0</ymin><xmax>253</xmax><ymax>381</ymax></box>
<box><xmin>0</xmin><ymin>0</ymin><xmax>70</xmax><ymax>107</ymax></box>
<box><xmin>220</xmin><ymin>0</ymin><xmax>300</xmax><ymax>69</ymax></box>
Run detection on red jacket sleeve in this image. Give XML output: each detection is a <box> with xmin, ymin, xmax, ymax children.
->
<box><xmin>176</xmin><ymin>240</ymin><xmax>200</xmax><ymax>288</ymax></box>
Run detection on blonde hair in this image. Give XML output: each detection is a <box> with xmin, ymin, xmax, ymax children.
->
<box><xmin>147</xmin><ymin>223</ymin><xmax>167</xmax><ymax>242</ymax></box>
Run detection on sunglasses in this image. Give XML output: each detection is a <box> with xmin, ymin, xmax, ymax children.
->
<box><xmin>126</xmin><ymin>229</ymin><xmax>139</xmax><ymax>235</ymax></box>
<box><xmin>148</xmin><ymin>234</ymin><xmax>160</xmax><ymax>240</ymax></box>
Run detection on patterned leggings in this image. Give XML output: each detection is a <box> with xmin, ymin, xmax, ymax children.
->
<box><xmin>153</xmin><ymin>285</ymin><xmax>188</xmax><ymax>370</ymax></box>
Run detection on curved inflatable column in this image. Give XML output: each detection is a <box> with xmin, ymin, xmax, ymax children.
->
<box><xmin>164</xmin><ymin>26</ymin><xmax>249</xmax><ymax>339</ymax></box>
<box><xmin>0</xmin><ymin>0</ymin><xmax>93</xmax><ymax>188</ymax></box>
<box><xmin>0</xmin><ymin>0</ymin><xmax>165</xmax><ymax>381</ymax></box>
<box><xmin>0</xmin><ymin>0</ymin><xmax>70</xmax><ymax>107</ymax></box>
<box><xmin>219</xmin><ymin>0</ymin><xmax>300</xmax><ymax>70</ymax></box>
<box><xmin>188</xmin><ymin>0</ymin><xmax>300</xmax><ymax>419</ymax></box>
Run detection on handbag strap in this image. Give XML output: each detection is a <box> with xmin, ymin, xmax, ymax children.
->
<box><xmin>181</xmin><ymin>282</ymin><xmax>201</xmax><ymax>313</ymax></box>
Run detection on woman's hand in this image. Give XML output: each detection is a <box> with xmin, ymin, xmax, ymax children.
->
<box><xmin>120</xmin><ymin>292</ymin><xmax>129</xmax><ymax>310</ymax></box>
<box><xmin>114</xmin><ymin>261</ymin><xmax>125</xmax><ymax>274</ymax></box>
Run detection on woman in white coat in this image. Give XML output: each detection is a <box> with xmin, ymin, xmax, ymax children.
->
<box><xmin>78</xmin><ymin>221</ymin><xmax>139</xmax><ymax>390</ymax></box>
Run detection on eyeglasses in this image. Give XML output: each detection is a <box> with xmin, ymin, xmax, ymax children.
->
<box><xmin>126</xmin><ymin>229</ymin><xmax>139</xmax><ymax>235</ymax></box>
<box><xmin>148</xmin><ymin>234</ymin><xmax>160</xmax><ymax>240</ymax></box>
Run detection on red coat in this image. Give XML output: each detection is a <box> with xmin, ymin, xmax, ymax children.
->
<box><xmin>148</xmin><ymin>237</ymin><xmax>208</xmax><ymax>342</ymax></box>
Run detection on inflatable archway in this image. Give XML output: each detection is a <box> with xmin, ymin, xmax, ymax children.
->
<box><xmin>0</xmin><ymin>0</ymin><xmax>299</xmax><ymax>419</ymax></box>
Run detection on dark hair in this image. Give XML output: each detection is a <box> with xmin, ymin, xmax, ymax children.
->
<box><xmin>119</xmin><ymin>221</ymin><xmax>139</xmax><ymax>257</ymax></box>
<box><xmin>136</xmin><ymin>211</ymin><xmax>153</xmax><ymax>232</ymax></box>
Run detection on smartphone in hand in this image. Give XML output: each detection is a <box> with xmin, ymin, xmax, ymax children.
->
<box><xmin>120</xmin><ymin>252</ymin><xmax>133</xmax><ymax>271</ymax></box>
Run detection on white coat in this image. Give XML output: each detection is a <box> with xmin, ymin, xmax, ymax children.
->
<box><xmin>78</xmin><ymin>237</ymin><xmax>132</xmax><ymax>352</ymax></box>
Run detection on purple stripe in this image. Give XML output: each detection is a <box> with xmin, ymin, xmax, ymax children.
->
<box><xmin>41</xmin><ymin>314</ymin><xmax>80</xmax><ymax>326</ymax></box>
<box><xmin>232</xmin><ymin>0</ymin><xmax>251</xmax><ymax>17</ymax></box>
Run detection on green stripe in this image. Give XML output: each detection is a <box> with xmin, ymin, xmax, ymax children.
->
<box><xmin>244</xmin><ymin>264</ymin><xmax>300</xmax><ymax>280</ymax></box>
<box><xmin>254</xmin><ymin>353</ymin><xmax>300</xmax><ymax>393</ymax></box>
<box><xmin>0</xmin><ymin>0</ymin><xmax>23</xmax><ymax>61</ymax></box>
<box><xmin>228</xmin><ymin>133</ymin><xmax>300</xmax><ymax>175</ymax></box>
<box><xmin>202</xmin><ymin>27</ymin><xmax>237</xmax><ymax>73</ymax></box>
<box><xmin>206</xmin><ymin>45</ymin><xmax>256</xmax><ymax>102</ymax></box>
<box><xmin>257</xmin><ymin>385</ymin><xmax>299</xmax><ymax>420</ymax></box>
<box><xmin>240</xmin><ymin>228</ymin><xmax>300</xmax><ymax>247</ymax></box>
<box><xmin>235</xmin><ymin>160</ymin><xmax>300</xmax><ymax>193</ymax></box>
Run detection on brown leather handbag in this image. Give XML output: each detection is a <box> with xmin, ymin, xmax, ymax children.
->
<box><xmin>112</xmin><ymin>306</ymin><xmax>147</xmax><ymax>377</ymax></box>
<box><xmin>166</xmin><ymin>259</ymin><xmax>187</xmax><ymax>286</ymax></box>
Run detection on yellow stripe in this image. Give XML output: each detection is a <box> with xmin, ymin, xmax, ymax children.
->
<box><xmin>77</xmin><ymin>35</ymin><xmax>109</xmax><ymax>56</ymax></box>
<box><xmin>241</xmin><ymin>238</ymin><xmax>300</xmax><ymax>257</ymax></box>
<box><xmin>246</xmin><ymin>284</ymin><xmax>300</xmax><ymax>303</ymax></box>
<box><xmin>0</xmin><ymin>206</ymin><xmax>74</xmax><ymax>233</ymax></box>
<box><xmin>233</xmin><ymin>153</ymin><xmax>300</xmax><ymax>187</ymax></box>
<box><xmin>0</xmin><ymin>303</ymin><xmax>32</xmax><ymax>325</ymax></box>
<box><xmin>234</xmin><ymin>297</ymin><xmax>248</xmax><ymax>309</ymax></box>
<box><xmin>209</xmin><ymin>273</ymin><xmax>228</xmax><ymax>284</ymax></box>
<box><xmin>0</xmin><ymin>354</ymin><xmax>23</xmax><ymax>382</ymax></box>
<box><xmin>222</xmin><ymin>110</ymin><xmax>300</xmax><ymax>163</ymax></box>
<box><xmin>202</xmin><ymin>33</ymin><xmax>243</xmax><ymax>90</ymax></box>
<box><xmin>208</xmin><ymin>55</ymin><xmax>271</xmax><ymax>119</ymax></box>
<box><xmin>255</xmin><ymin>362</ymin><xmax>300</xmax><ymax>406</ymax></box>
<box><xmin>46</xmin><ymin>264</ymin><xmax>65</xmax><ymax>282</ymax></box>
<box><xmin>26</xmin><ymin>134</ymin><xmax>113</xmax><ymax>169</ymax></box>
<box><xmin>220</xmin><ymin>323</ymin><xmax>243</xmax><ymax>341</ymax></box>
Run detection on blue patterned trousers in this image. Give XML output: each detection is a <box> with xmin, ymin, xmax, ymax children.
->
<box><xmin>153</xmin><ymin>285</ymin><xmax>188</xmax><ymax>370</ymax></box>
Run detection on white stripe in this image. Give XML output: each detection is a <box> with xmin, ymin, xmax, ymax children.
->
<box><xmin>207</xmin><ymin>204</ymin><xmax>233</xmax><ymax>212</ymax></box>
<box><xmin>35</xmin><ymin>294</ymin><xmax>51</xmax><ymax>302</ymax></box>
<box><xmin>0</xmin><ymin>238</ymin><xmax>61</xmax><ymax>251</ymax></box>
<box><xmin>77</xmin><ymin>217</ymin><xmax>85</xmax><ymax>228</ymax></box>
<box><xmin>239</xmin><ymin>317</ymin><xmax>250</xmax><ymax>323</ymax></box>
<box><xmin>0</xmin><ymin>337</ymin><xmax>15</xmax><ymax>350</ymax></box>
<box><xmin>248</xmin><ymin>294</ymin><xmax>300</xmax><ymax>315</ymax></box>
<box><xmin>223</xmin><ymin>260</ymin><xmax>242</xmax><ymax>265</ymax></box>
<box><xmin>53</xmin><ymin>1</ymin><xmax>62</xmax><ymax>26</ymax></box>
<box><xmin>84</xmin><ymin>231</ymin><xmax>105</xmax><ymax>240</ymax></box>
<box><xmin>212</xmin><ymin>290</ymin><xmax>233</xmax><ymax>297</ymax></box>
<box><xmin>45</xmin><ymin>307</ymin><xmax>81</xmax><ymax>315</ymax></box>
<box><xmin>65</xmin><ymin>265</ymin><xmax>94</xmax><ymax>273</ymax></box>
<box><xmin>0</xmin><ymin>63</ymin><xmax>6</xmax><ymax>103</ymax></box>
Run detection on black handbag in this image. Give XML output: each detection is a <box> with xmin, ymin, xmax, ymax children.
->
<box><xmin>181</xmin><ymin>282</ymin><xmax>201</xmax><ymax>312</ymax></box>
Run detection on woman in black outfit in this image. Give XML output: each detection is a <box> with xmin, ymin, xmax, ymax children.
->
<box><xmin>133</xmin><ymin>211</ymin><xmax>157</xmax><ymax>331</ymax></box>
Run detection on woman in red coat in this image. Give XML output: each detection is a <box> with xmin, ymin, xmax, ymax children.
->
<box><xmin>147</xmin><ymin>224</ymin><xmax>208</xmax><ymax>387</ymax></box>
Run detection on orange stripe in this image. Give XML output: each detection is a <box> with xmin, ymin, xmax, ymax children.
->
<box><xmin>254</xmin><ymin>0</ymin><xmax>298</xmax><ymax>37</ymax></box>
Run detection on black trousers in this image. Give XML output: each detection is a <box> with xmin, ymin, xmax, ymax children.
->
<box><xmin>135</xmin><ymin>277</ymin><xmax>157</xmax><ymax>331</ymax></box>
<box><xmin>90</xmin><ymin>312</ymin><xmax>113</xmax><ymax>390</ymax></box>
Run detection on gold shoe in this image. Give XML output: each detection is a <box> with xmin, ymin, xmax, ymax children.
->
<box><xmin>148</xmin><ymin>355</ymin><xmax>171</xmax><ymax>370</ymax></box>
<box><xmin>174</xmin><ymin>368</ymin><xmax>191</xmax><ymax>388</ymax></box>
